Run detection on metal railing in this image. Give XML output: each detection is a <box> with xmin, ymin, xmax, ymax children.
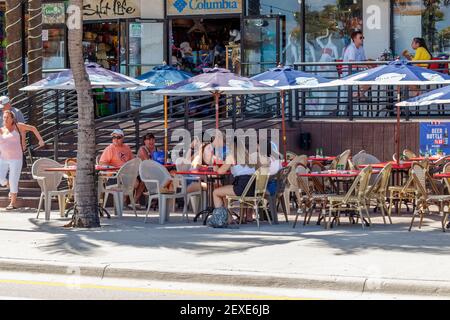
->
<box><xmin>293</xmin><ymin>59</ymin><xmax>450</xmax><ymax>120</ymax></box>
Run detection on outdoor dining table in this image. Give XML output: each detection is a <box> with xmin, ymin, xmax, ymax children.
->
<box><xmin>45</xmin><ymin>165</ymin><xmax>120</xmax><ymax>218</ymax></box>
<box><xmin>174</xmin><ymin>168</ymin><xmax>231</xmax><ymax>225</ymax></box>
<box><xmin>358</xmin><ymin>161</ymin><xmax>412</xmax><ymax>186</ymax></box>
<box><xmin>433</xmin><ymin>173</ymin><xmax>450</xmax><ymax>179</ymax></box>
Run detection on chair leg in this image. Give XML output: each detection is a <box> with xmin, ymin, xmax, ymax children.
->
<box><xmin>280</xmin><ymin>195</ymin><xmax>289</xmax><ymax>223</ymax></box>
<box><xmin>326</xmin><ymin>206</ymin><xmax>332</xmax><ymax>229</ymax></box>
<box><xmin>263</xmin><ymin>202</ymin><xmax>272</xmax><ymax>225</ymax></box>
<box><xmin>144</xmin><ymin>196</ymin><xmax>155</xmax><ymax>223</ymax></box>
<box><xmin>159</xmin><ymin>196</ymin><xmax>167</xmax><ymax>225</ymax></box>
<box><xmin>129</xmin><ymin>192</ymin><xmax>137</xmax><ymax>217</ymax></box>
<box><xmin>388</xmin><ymin>192</ymin><xmax>394</xmax><ymax>218</ymax></box>
<box><xmin>58</xmin><ymin>195</ymin><xmax>66</xmax><ymax>217</ymax></box>
<box><xmin>358</xmin><ymin>208</ymin><xmax>365</xmax><ymax>229</ymax></box>
<box><xmin>379</xmin><ymin>201</ymin><xmax>387</xmax><ymax>225</ymax></box>
<box><xmin>36</xmin><ymin>193</ymin><xmax>44</xmax><ymax>219</ymax></box>
<box><xmin>45</xmin><ymin>193</ymin><xmax>51</xmax><ymax>221</ymax></box>
<box><xmin>409</xmin><ymin>207</ymin><xmax>418</xmax><ymax>232</ymax></box>
<box><xmin>364</xmin><ymin>205</ymin><xmax>372</xmax><ymax>225</ymax></box>
<box><xmin>442</xmin><ymin>209</ymin><xmax>449</xmax><ymax>232</ymax></box>
<box><xmin>418</xmin><ymin>208</ymin><xmax>425</xmax><ymax>229</ymax></box>
<box><xmin>268</xmin><ymin>196</ymin><xmax>278</xmax><ymax>224</ymax></box>
<box><xmin>255</xmin><ymin>206</ymin><xmax>260</xmax><ymax>229</ymax></box>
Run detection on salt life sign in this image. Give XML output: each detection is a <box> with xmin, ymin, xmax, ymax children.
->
<box><xmin>167</xmin><ymin>0</ymin><xmax>242</xmax><ymax>16</ymax></box>
<box><xmin>83</xmin><ymin>0</ymin><xmax>140</xmax><ymax>20</ymax></box>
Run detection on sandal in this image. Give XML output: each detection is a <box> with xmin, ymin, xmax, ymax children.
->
<box><xmin>5</xmin><ymin>204</ymin><xmax>17</xmax><ymax>210</ymax></box>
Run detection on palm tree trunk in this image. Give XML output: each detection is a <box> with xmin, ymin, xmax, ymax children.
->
<box><xmin>5</xmin><ymin>0</ymin><xmax>24</xmax><ymax>102</ymax></box>
<box><xmin>68</xmin><ymin>0</ymin><xmax>100</xmax><ymax>228</ymax></box>
<box><xmin>27</xmin><ymin>0</ymin><xmax>43</xmax><ymax>129</ymax></box>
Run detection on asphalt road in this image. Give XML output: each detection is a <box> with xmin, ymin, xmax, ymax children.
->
<box><xmin>0</xmin><ymin>271</ymin><xmax>444</xmax><ymax>300</ymax></box>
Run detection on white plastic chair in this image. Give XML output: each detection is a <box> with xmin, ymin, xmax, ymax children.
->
<box><xmin>103</xmin><ymin>158</ymin><xmax>141</xmax><ymax>217</ymax></box>
<box><xmin>174</xmin><ymin>157</ymin><xmax>203</xmax><ymax>220</ymax></box>
<box><xmin>140</xmin><ymin>160</ymin><xmax>188</xmax><ymax>224</ymax></box>
<box><xmin>32</xmin><ymin>158</ymin><xmax>70</xmax><ymax>221</ymax></box>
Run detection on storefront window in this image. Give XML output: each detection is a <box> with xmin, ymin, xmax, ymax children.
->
<box><xmin>246</xmin><ymin>0</ymin><xmax>302</xmax><ymax>66</ymax></box>
<box><xmin>42</xmin><ymin>2</ymin><xmax>66</xmax><ymax>70</ymax></box>
<box><xmin>304</xmin><ymin>0</ymin><xmax>363</xmax><ymax>66</ymax></box>
<box><xmin>43</xmin><ymin>28</ymin><xmax>65</xmax><ymax>70</ymax></box>
<box><xmin>129</xmin><ymin>21</ymin><xmax>164</xmax><ymax>109</ymax></box>
<box><xmin>394</xmin><ymin>0</ymin><xmax>450</xmax><ymax>57</ymax></box>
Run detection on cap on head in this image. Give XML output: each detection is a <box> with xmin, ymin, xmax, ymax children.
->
<box><xmin>0</xmin><ymin>96</ymin><xmax>10</xmax><ymax>108</ymax></box>
<box><xmin>111</xmin><ymin>129</ymin><xmax>124</xmax><ymax>137</ymax></box>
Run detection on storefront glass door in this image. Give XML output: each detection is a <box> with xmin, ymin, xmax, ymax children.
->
<box><xmin>127</xmin><ymin>21</ymin><xmax>165</xmax><ymax>109</ymax></box>
<box><xmin>242</xmin><ymin>16</ymin><xmax>284</xmax><ymax>76</ymax></box>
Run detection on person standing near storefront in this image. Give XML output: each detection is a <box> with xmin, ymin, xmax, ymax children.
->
<box><xmin>343</xmin><ymin>31</ymin><xmax>370</xmax><ymax>101</ymax></box>
<box><xmin>0</xmin><ymin>96</ymin><xmax>25</xmax><ymax>126</ymax></box>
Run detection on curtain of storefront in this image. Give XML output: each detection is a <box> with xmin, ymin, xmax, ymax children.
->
<box><xmin>393</xmin><ymin>0</ymin><xmax>450</xmax><ymax>58</ymax></box>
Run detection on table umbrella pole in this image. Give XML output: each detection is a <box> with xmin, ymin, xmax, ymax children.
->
<box><xmin>164</xmin><ymin>95</ymin><xmax>168</xmax><ymax>163</ymax></box>
<box><xmin>281</xmin><ymin>90</ymin><xmax>287</xmax><ymax>162</ymax></box>
<box><xmin>214</xmin><ymin>92</ymin><xmax>220</xmax><ymax>130</ymax></box>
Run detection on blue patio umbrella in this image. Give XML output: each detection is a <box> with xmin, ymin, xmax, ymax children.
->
<box><xmin>332</xmin><ymin>60</ymin><xmax>450</xmax><ymax>163</ymax></box>
<box><xmin>106</xmin><ymin>64</ymin><xmax>193</xmax><ymax>92</ymax></box>
<box><xmin>154</xmin><ymin>67</ymin><xmax>279</xmax><ymax>129</ymax></box>
<box><xmin>251</xmin><ymin>66</ymin><xmax>335</xmax><ymax>160</ymax></box>
<box><xmin>20</xmin><ymin>63</ymin><xmax>152</xmax><ymax>91</ymax></box>
<box><xmin>397</xmin><ymin>85</ymin><xmax>450</xmax><ymax>107</ymax></box>
<box><xmin>105</xmin><ymin>64</ymin><xmax>192</xmax><ymax>160</ymax></box>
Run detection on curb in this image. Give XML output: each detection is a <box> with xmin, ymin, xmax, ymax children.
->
<box><xmin>1</xmin><ymin>259</ymin><xmax>450</xmax><ymax>297</ymax></box>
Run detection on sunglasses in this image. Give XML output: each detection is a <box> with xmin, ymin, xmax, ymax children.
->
<box><xmin>112</xmin><ymin>136</ymin><xmax>123</xmax><ymax>140</ymax></box>
<box><xmin>358</xmin><ymin>36</ymin><xmax>364</xmax><ymax>40</ymax></box>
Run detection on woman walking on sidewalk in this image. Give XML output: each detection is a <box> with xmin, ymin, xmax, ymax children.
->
<box><xmin>0</xmin><ymin>110</ymin><xmax>45</xmax><ymax>210</ymax></box>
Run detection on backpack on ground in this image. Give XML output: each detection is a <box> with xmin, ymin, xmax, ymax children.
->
<box><xmin>207</xmin><ymin>207</ymin><xmax>229</xmax><ymax>228</ymax></box>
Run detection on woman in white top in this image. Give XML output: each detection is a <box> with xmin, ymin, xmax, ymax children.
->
<box><xmin>212</xmin><ymin>141</ymin><xmax>258</xmax><ymax>211</ymax></box>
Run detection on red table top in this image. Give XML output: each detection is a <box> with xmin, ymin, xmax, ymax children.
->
<box><xmin>308</xmin><ymin>156</ymin><xmax>337</xmax><ymax>162</ymax></box>
<box><xmin>45</xmin><ymin>165</ymin><xmax>120</xmax><ymax>172</ymax></box>
<box><xmin>298</xmin><ymin>170</ymin><xmax>363</xmax><ymax>178</ymax></box>
<box><xmin>175</xmin><ymin>170</ymin><xmax>231</xmax><ymax>176</ymax></box>
<box><xmin>358</xmin><ymin>162</ymin><xmax>412</xmax><ymax>170</ymax></box>
<box><xmin>408</xmin><ymin>156</ymin><xmax>442</xmax><ymax>162</ymax></box>
<box><xmin>434</xmin><ymin>173</ymin><xmax>450</xmax><ymax>179</ymax></box>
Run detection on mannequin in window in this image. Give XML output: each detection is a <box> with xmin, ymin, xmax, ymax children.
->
<box><xmin>314</xmin><ymin>29</ymin><xmax>339</xmax><ymax>116</ymax></box>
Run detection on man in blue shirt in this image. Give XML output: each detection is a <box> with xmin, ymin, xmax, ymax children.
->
<box><xmin>343</xmin><ymin>31</ymin><xmax>370</xmax><ymax>101</ymax></box>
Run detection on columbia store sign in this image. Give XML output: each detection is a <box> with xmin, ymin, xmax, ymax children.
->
<box><xmin>167</xmin><ymin>0</ymin><xmax>242</xmax><ymax>16</ymax></box>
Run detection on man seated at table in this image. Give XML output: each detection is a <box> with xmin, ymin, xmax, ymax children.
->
<box><xmin>99</xmin><ymin>129</ymin><xmax>134</xmax><ymax>167</ymax></box>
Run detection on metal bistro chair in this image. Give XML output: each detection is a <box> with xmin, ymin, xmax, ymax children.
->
<box><xmin>174</xmin><ymin>157</ymin><xmax>203</xmax><ymax>221</ymax></box>
<box><xmin>32</xmin><ymin>158</ymin><xmax>70</xmax><ymax>221</ymax></box>
<box><xmin>140</xmin><ymin>160</ymin><xmax>187</xmax><ymax>224</ymax></box>
<box><xmin>267</xmin><ymin>166</ymin><xmax>292</xmax><ymax>224</ymax></box>
<box><xmin>293</xmin><ymin>164</ymin><xmax>334</xmax><ymax>228</ymax></box>
<box><xmin>365</xmin><ymin>163</ymin><xmax>393</xmax><ymax>225</ymax></box>
<box><xmin>227</xmin><ymin>167</ymin><xmax>272</xmax><ymax>228</ymax></box>
<box><xmin>103</xmin><ymin>158</ymin><xmax>141</xmax><ymax>217</ymax></box>
<box><xmin>409</xmin><ymin>166</ymin><xmax>450</xmax><ymax>232</ymax></box>
<box><xmin>326</xmin><ymin>166</ymin><xmax>373</xmax><ymax>229</ymax></box>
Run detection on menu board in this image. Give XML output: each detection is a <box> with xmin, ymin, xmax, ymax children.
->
<box><xmin>419</xmin><ymin>122</ymin><xmax>450</xmax><ymax>155</ymax></box>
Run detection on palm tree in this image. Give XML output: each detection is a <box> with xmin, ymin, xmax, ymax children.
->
<box><xmin>67</xmin><ymin>0</ymin><xmax>100</xmax><ymax>228</ymax></box>
<box><xmin>5</xmin><ymin>0</ymin><xmax>24</xmax><ymax>102</ymax></box>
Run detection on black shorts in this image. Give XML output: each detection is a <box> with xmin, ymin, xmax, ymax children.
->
<box><xmin>232</xmin><ymin>175</ymin><xmax>254</xmax><ymax>197</ymax></box>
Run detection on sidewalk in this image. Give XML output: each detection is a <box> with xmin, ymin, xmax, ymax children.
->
<box><xmin>0</xmin><ymin>210</ymin><xmax>450</xmax><ymax>297</ymax></box>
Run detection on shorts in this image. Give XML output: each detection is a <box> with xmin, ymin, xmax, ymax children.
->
<box><xmin>232</xmin><ymin>175</ymin><xmax>254</xmax><ymax>197</ymax></box>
